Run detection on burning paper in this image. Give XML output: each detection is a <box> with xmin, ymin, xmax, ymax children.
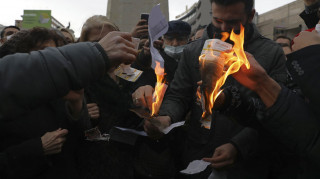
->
<box><xmin>151</xmin><ymin>61</ymin><xmax>168</xmax><ymax>116</ymax></box>
<box><xmin>198</xmin><ymin>25</ymin><xmax>250</xmax><ymax>129</ymax></box>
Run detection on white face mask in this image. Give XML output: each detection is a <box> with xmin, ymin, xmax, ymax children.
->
<box><xmin>5</xmin><ymin>34</ymin><xmax>13</xmax><ymax>41</ymax></box>
<box><xmin>164</xmin><ymin>44</ymin><xmax>187</xmax><ymax>61</ymax></box>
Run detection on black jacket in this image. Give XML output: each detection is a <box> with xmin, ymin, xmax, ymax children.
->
<box><xmin>159</xmin><ymin>23</ymin><xmax>287</xmax><ymax>178</ymax></box>
<box><xmin>261</xmin><ymin>45</ymin><xmax>320</xmax><ymax>178</ymax></box>
<box><xmin>0</xmin><ymin>42</ymin><xmax>107</xmax><ymax>178</ymax></box>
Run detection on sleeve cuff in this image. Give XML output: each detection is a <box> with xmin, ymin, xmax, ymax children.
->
<box><xmin>5</xmin><ymin>138</ymin><xmax>44</xmax><ymax>160</ymax></box>
<box><xmin>94</xmin><ymin>42</ymin><xmax>111</xmax><ymax>70</ymax></box>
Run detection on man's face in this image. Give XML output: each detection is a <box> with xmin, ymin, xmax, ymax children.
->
<box><xmin>211</xmin><ymin>2</ymin><xmax>253</xmax><ymax>33</ymax></box>
<box><xmin>163</xmin><ymin>34</ymin><xmax>188</xmax><ymax>47</ymax></box>
<box><xmin>1</xmin><ymin>27</ymin><xmax>19</xmax><ymax>43</ymax></box>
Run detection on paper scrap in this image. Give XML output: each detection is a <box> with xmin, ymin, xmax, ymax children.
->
<box><xmin>85</xmin><ymin>127</ymin><xmax>110</xmax><ymax>141</ymax></box>
<box><xmin>148</xmin><ymin>4</ymin><xmax>169</xmax><ymax>69</ymax></box>
<box><xmin>121</xmin><ymin>64</ymin><xmax>134</xmax><ymax>76</ymax></box>
<box><xmin>201</xmin><ymin>39</ymin><xmax>232</xmax><ymax>56</ymax></box>
<box><xmin>180</xmin><ymin>160</ymin><xmax>211</xmax><ymax>175</ymax></box>
<box><xmin>114</xmin><ymin>66</ymin><xmax>143</xmax><ymax>82</ymax></box>
<box><xmin>162</xmin><ymin>121</ymin><xmax>185</xmax><ymax>134</ymax></box>
<box><xmin>115</xmin><ymin>126</ymin><xmax>148</xmax><ymax>137</ymax></box>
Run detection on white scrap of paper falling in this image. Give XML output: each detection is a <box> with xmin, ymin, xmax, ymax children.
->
<box><xmin>114</xmin><ymin>127</ymin><xmax>148</xmax><ymax>137</ymax></box>
<box><xmin>162</xmin><ymin>121</ymin><xmax>185</xmax><ymax>134</ymax></box>
<box><xmin>180</xmin><ymin>160</ymin><xmax>211</xmax><ymax>175</ymax></box>
<box><xmin>148</xmin><ymin>4</ymin><xmax>168</xmax><ymax>70</ymax></box>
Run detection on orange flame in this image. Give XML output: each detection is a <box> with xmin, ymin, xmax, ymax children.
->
<box><xmin>151</xmin><ymin>61</ymin><xmax>168</xmax><ymax>116</ymax></box>
<box><xmin>200</xmin><ymin>24</ymin><xmax>250</xmax><ymax>119</ymax></box>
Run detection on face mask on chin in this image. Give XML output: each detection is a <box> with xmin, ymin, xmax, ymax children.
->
<box><xmin>5</xmin><ymin>34</ymin><xmax>13</xmax><ymax>41</ymax></box>
<box><xmin>164</xmin><ymin>44</ymin><xmax>187</xmax><ymax>61</ymax></box>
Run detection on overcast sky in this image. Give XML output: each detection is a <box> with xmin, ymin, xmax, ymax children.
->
<box><xmin>1</xmin><ymin>0</ymin><xmax>297</xmax><ymax>37</ymax></box>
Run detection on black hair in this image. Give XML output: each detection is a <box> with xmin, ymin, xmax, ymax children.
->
<box><xmin>210</xmin><ymin>0</ymin><xmax>254</xmax><ymax>14</ymax></box>
<box><xmin>0</xmin><ymin>27</ymin><xmax>67</xmax><ymax>58</ymax></box>
<box><xmin>0</xmin><ymin>26</ymin><xmax>20</xmax><ymax>38</ymax></box>
<box><xmin>275</xmin><ymin>35</ymin><xmax>291</xmax><ymax>42</ymax></box>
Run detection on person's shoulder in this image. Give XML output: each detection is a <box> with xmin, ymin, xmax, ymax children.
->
<box><xmin>250</xmin><ymin>34</ymin><xmax>282</xmax><ymax>54</ymax></box>
<box><xmin>184</xmin><ymin>38</ymin><xmax>206</xmax><ymax>52</ymax></box>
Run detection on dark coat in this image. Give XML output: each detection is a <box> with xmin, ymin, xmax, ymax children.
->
<box><xmin>0</xmin><ymin>42</ymin><xmax>107</xmax><ymax>178</ymax></box>
<box><xmin>77</xmin><ymin>66</ymin><xmax>152</xmax><ymax>178</ymax></box>
<box><xmin>159</xmin><ymin>23</ymin><xmax>288</xmax><ymax>178</ymax></box>
<box><xmin>261</xmin><ymin>45</ymin><xmax>320</xmax><ymax>178</ymax></box>
<box><xmin>300</xmin><ymin>10</ymin><xmax>319</xmax><ymax>29</ymax></box>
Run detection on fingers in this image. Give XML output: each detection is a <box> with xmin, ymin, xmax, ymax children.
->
<box><xmin>135</xmin><ymin>25</ymin><xmax>148</xmax><ymax>31</ymax></box>
<box><xmin>137</xmin><ymin>96</ymin><xmax>148</xmax><ymax>109</ymax></box>
<box><xmin>120</xmin><ymin>37</ymin><xmax>136</xmax><ymax>50</ymax></box>
<box><xmin>132</xmin><ymin>86</ymin><xmax>154</xmax><ymax>110</ymax></box>
<box><xmin>202</xmin><ymin>157</ymin><xmax>214</xmax><ymax>163</ymax></box>
<box><xmin>56</xmin><ymin>129</ymin><xmax>68</xmax><ymax>137</ymax></box>
<box><xmin>144</xmin><ymin>119</ymin><xmax>164</xmax><ymax>139</ymax></box>
<box><xmin>144</xmin><ymin>39</ymin><xmax>150</xmax><ymax>47</ymax></box>
<box><xmin>115</xmin><ymin>31</ymin><xmax>133</xmax><ymax>42</ymax></box>
<box><xmin>44</xmin><ymin>137</ymin><xmax>66</xmax><ymax>155</ymax></box>
<box><xmin>87</xmin><ymin>103</ymin><xmax>100</xmax><ymax>119</ymax></box>
<box><xmin>211</xmin><ymin>160</ymin><xmax>233</xmax><ymax>169</ymax></box>
<box><xmin>137</xmin><ymin>20</ymin><xmax>148</xmax><ymax>26</ymax></box>
<box><xmin>87</xmin><ymin>103</ymin><xmax>97</xmax><ymax>108</ymax></box>
<box><xmin>212</xmin><ymin>153</ymin><xmax>228</xmax><ymax>163</ymax></box>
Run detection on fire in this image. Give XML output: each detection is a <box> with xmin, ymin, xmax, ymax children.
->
<box><xmin>151</xmin><ymin>61</ymin><xmax>168</xmax><ymax>116</ymax></box>
<box><xmin>200</xmin><ymin>24</ymin><xmax>250</xmax><ymax>119</ymax></box>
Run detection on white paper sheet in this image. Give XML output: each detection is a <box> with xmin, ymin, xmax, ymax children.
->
<box><xmin>115</xmin><ymin>127</ymin><xmax>148</xmax><ymax>136</ymax></box>
<box><xmin>114</xmin><ymin>66</ymin><xmax>143</xmax><ymax>82</ymax></box>
<box><xmin>162</xmin><ymin>121</ymin><xmax>185</xmax><ymax>134</ymax></box>
<box><xmin>148</xmin><ymin>4</ymin><xmax>168</xmax><ymax>70</ymax></box>
<box><xmin>180</xmin><ymin>160</ymin><xmax>211</xmax><ymax>175</ymax></box>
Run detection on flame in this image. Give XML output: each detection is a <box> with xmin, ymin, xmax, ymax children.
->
<box><xmin>151</xmin><ymin>61</ymin><xmax>168</xmax><ymax>116</ymax></box>
<box><xmin>200</xmin><ymin>24</ymin><xmax>250</xmax><ymax>119</ymax></box>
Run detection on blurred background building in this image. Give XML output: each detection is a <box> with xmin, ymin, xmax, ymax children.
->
<box><xmin>107</xmin><ymin>0</ymin><xmax>169</xmax><ymax>32</ymax></box>
<box><xmin>256</xmin><ymin>0</ymin><xmax>307</xmax><ymax>40</ymax></box>
<box><xmin>175</xmin><ymin>0</ymin><xmax>211</xmax><ymax>35</ymax></box>
<box><xmin>175</xmin><ymin>0</ymin><xmax>306</xmax><ymax>40</ymax></box>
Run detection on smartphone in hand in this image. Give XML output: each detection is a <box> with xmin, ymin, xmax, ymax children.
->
<box><xmin>141</xmin><ymin>13</ymin><xmax>149</xmax><ymax>24</ymax></box>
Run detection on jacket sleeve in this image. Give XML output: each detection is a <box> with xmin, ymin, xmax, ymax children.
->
<box><xmin>229</xmin><ymin>41</ymin><xmax>288</xmax><ymax>160</ymax></box>
<box><xmin>286</xmin><ymin>45</ymin><xmax>320</xmax><ymax>110</ymax></box>
<box><xmin>0</xmin><ymin>138</ymin><xmax>44</xmax><ymax>178</ymax></box>
<box><xmin>262</xmin><ymin>86</ymin><xmax>320</xmax><ymax>167</ymax></box>
<box><xmin>299</xmin><ymin>10</ymin><xmax>319</xmax><ymax>29</ymax></box>
<box><xmin>159</xmin><ymin>49</ymin><xmax>196</xmax><ymax>122</ymax></box>
<box><xmin>0</xmin><ymin>42</ymin><xmax>106</xmax><ymax>118</ymax></box>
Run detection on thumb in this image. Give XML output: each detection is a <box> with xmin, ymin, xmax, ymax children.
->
<box><xmin>118</xmin><ymin>32</ymin><xmax>133</xmax><ymax>42</ymax></box>
<box><xmin>202</xmin><ymin>158</ymin><xmax>214</xmax><ymax>163</ymax></box>
<box><xmin>56</xmin><ymin>129</ymin><xmax>69</xmax><ymax>137</ymax></box>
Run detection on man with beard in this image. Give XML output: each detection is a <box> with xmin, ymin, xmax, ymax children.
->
<box><xmin>144</xmin><ymin>0</ymin><xmax>288</xmax><ymax>178</ymax></box>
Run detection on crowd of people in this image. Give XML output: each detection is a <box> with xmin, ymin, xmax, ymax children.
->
<box><xmin>1</xmin><ymin>0</ymin><xmax>320</xmax><ymax>178</ymax></box>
